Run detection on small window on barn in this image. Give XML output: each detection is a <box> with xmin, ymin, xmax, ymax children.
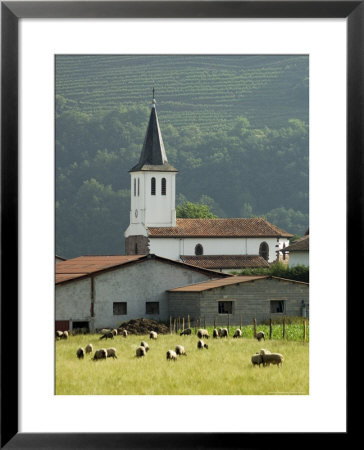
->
<box><xmin>270</xmin><ymin>300</ymin><xmax>285</xmax><ymax>314</ymax></box>
<box><xmin>195</xmin><ymin>244</ymin><xmax>203</xmax><ymax>256</ymax></box>
<box><xmin>218</xmin><ymin>301</ymin><xmax>232</xmax><ymax>314</ymax></box>
<box><xmin>161</xmin><ymin>178</ymin><xmax>166</xmax><ymax>195</ymax></box>
<box><xmin>259</xmin><ymin>241</ymin><xmax>269</xmax><ymax>261</ymax></box>
<box><xmin>151</xmin><ymin>177</ymin><xmax>156</xmax><ymax>195</ymax></box>
<box><xmin>146</xmin><ymin>302</ymin><xmax>159</xmax><ymax>314</ymax></box>
<box><xmin>113</xmin><ymin>302</ymin><xmax>127</xmax><ymax>315</ymax></box>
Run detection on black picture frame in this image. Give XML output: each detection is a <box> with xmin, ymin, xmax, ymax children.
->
<box><xmin>1</xmin><ymin>1</ymin><xmax>357</xmax><ymax>448</ymax></box>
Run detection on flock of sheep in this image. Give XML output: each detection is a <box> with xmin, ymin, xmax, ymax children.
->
<box><xmin>57</xmin><ymin>326</ymin><xmax>284</xmax><ymax>367</ymax></box>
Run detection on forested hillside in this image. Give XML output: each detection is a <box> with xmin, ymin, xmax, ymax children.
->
<box><xmin>56</xmin><ymin>55</ymin><xmax>309</xmax><ymax>258</ymax></box>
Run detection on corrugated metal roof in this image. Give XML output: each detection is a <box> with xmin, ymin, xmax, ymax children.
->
<box><xmin>180</xmin><ymin>255</ymin><xmax>269</xmax><ymax>269</ymax></box>
<box><xmin>148</xmin><ymin>218</ymin><xmax>293</xmax><ymax>238</ymax></box>
<box><xmin>168</xmin><ymin>275</ymin><xmax>269</xmax><ymax>292</ymax></box>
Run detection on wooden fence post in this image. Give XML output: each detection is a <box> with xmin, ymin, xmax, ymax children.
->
<box><xmin>253</xmin><ymin>318</ymin><xmax>257</xmax><ymax>338</ymax></box>
<box><xmin>303</xmin><ymin>319</ymin><xmax>307</xmax><ymax>342</ymax></box>
<box><xmin>204</xmin><ymin>316</ymin><xmax>206</xmax><ymax>329</ymax></box>
<box><xmin>269</xmin><ymin>318</ymin><xmax>272</xmax><ymax>340</ymax></box>
<box><xmin>227</xmin><ymin>314</ymin><xmax>230</xmax><ymax>333</ymax></box>
<box><xmin>188</xmin><ymin>315</ymin><xmax>190</xmax><ymax>329</ymax></box>
<box><xmin>240</xmin><ymin>314</ymin><xmax>242</xmax><ymax>330</ymax></box>
<box><xmin>214</xmin><ymin>317</ymin><xmax>216</xmax><ymax>329</ymax></box>
<box><xmin>182</xmin><ymin>317</ymin><xmax>185</xmax><ymax>331</ymax></box>
<box><xmin>283</xmin><ymin>317</ymin><xmax>286</xmax><ymax>340</ymax></box>
<box><xmin>170</xmin><ymin>316</ymin><xmax>172</xmax><ymax>334</ymax></box>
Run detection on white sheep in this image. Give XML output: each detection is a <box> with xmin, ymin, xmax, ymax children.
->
<box><xmin>166</xmin><ymin>350</ymin><xmax>178</xmax><ymax>361</ymax></box>
<box><xmin>218</xmin><ymin>328</ymin><xmax>228</xmax><ymax>338</ymax></box>
<box><xmin>149</xmin><ymin>331</ymin><xmax>158</xmax><ymax>340</ymax></box>
<box><xmin>251</xmin><ymin>353</ymin><xmax>263</xmax><ymax>367</ymax></box>
<box><xmin>259</xmin><ymin>349</ymin><xmax>271</xmax><ymax>356</ymax></box>
<box><xmin>61</xmin><ymin>330</ymin><xmax>69</xmax><ymax>340</ymax></box>
<box><xmin>233</xmin><ymin>329</ymin><xmax>242</xmax><ymax>338</ymax></box>
<box><xmin>197</xmin><ymin>339</ymin><xmax>208</xmax><ymax>349</ymax></box>
<box><xmin>106</xmin><ymin>347</ymin><xmax>117</xmax><ymax>359</ymax></box>
<box><xmin>85</xmin><ymin>343</ymin><xmax>93</xmax><ymax>354</ymax></box>
<box><xmin>140</xmin><ymin>341</ymin><xmax>149</xmax><ymax>352</ymax></box>
<box><xmin>92</xmin><ymin>349</ymin><xmax>108</xmax><ymax>360</ymax></box>
<box><xmin>197</xmin><ymin>329</ymin><xmax>209</xmax><ymax>339</ymax></box>
<box><xmin>76</xmin><ymin>347</ymin><xmax>85</xmax><ymax>359</ymax></box>
<box><xmin>256</xmin><ymin>331</ymin><xmax>265</xmax><ymax>341</ymax></box>
<box><xmin>175</xmin><ymin>345</ymin><xmax>187</xmax><ymax>356</ymax></box>
<box><xmin>136</xmin><ymin>346</ymin><xmax>146</xmax><ymax>358</ymax></box>
<box><xmin>122</xmin><ymin>329</ymin><xmax>128</xmax><ymax>337</ymax></box>
<box><xmin>55</xmin><ymin>330</ymin><xmax>63</xmax><ymax>339</ymax></box>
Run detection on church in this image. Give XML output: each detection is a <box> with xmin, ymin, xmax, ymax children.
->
<box><xmin>124</xmin><ymin>95</ymin><xmax>293</xmax><ymax>272</ymax></box>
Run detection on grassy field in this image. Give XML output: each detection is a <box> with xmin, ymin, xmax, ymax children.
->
<box><xmin>56</xmin><ymin>331</ymin><xmax>309</xmax><ymax>395</ymax></box>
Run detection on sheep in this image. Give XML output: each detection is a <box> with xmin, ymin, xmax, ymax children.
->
<box><xmin>180</xmin><ymin>328</ymin><xmax>192</xmax><ymax>336</ymax></box>
<box><xmin>76</xmin><ymin>347</ymin><xmax>85</xmax><ymax>359</ymax></box>
<box><xmin>197</xmin><ymin>339</ymin><xmax>208</xmax><ymax>349</ymax></box>
<box><xmin>61</xmin><ymin>331</ymin><xmax>69</xmax><ymax>340</ymax></box>
<box><xmin>100</xmin><ymin>328</ymin><xmax>111</xmax><ymax>335</ymax></box>
<box><xmin>106</xmin><ymin>347</ymin><xmax>117</xmax><ymax>359</ymax></box>
<box><xmin>256</xmin><ymin>331</ymin><xmax>265</xmax><ymax>342</ymax></box>
<box><xmin>100</xmin><ymin>331</ymin><xmax>114</xmax><ymax>340</ymax></box>
<box><xmin>197</xmin><ymin>329</ymin><xmax>209</xmax><ymax>339</ymax></box>
<box><xmin>55</xmin><ymin>330</ymin><xmax>63</xmax><ymax>339</ymax></box>
<box><xmin>136</xmin><ymin>346</ymin><xmax>146</xmax><ymax>358</ymax></box>
<box><xmin>212</xmin><ymin>328</ymin><xmax>219</xmax><ymax>339</ymax></box>
<box><xmin>175</xmin><ymin>345</ymin><xmax>187</xmax><ymax>356</ymax></box>
<box><xmin>149</xmin><ymin>331</ymin><xmax>158</xmax><ymax>340</ymax></box>
<box><xmin>259</xmin><ymin>349</ymin><xmax>271</xmax><ymax>356</ymax></box>
<box><xmin>140</xmin><ymin>341</ymin><xmax>150</xmax><ymax>352</ymax></box>
<box><xmin>85</xmin><ymin>343</ymin><xmax>93</xmax><ymax>354</ymax></box>
<box><xmin>112</xmin><ymin>329</ymin><xmax>118</xmax><ymax>336</ymax></box>
<box><xmin>166</xmin><ymin>350</ymin><xmax>178</xmax><ymax>361</ymax></box>
<box><xmin>122</xmin><ymin>330</ymin><xmax>128</xmax><ymax>338</ymax></box>
<box><xmin>261</xmin><ymin>353</ymin><xmax>284</xmax><ymax>367</ymax></box>
<box><xmin>218</xmin><ymin>328</ymin><xmax>228</xmax><ymax>338</ymax></box>
<box><xmin>233</xmin><ymin>329</ymin><xmax>242</xmax><ymax>338</ymax></box>
<box><xmin>92</xmin><ymin>348</ymin><xmax>108</xmax><ymax>360</ymax></box>
<box><xmin>251</xmin><ymin>353</ymin><xmax>263</xmax><ymax>367</ymax></box>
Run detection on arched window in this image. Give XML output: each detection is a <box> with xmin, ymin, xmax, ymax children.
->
<box><xmin>195</xmin><ymin>244</ymin><xmax>203</xmax><ymax>256</ymax></box>
<box><xmin>133</xmin><ymin>178</ymin><xmax>136</xmax><ymax>196</ymax></box>
<box><xmin>151</xmin><ymin>177</ymin><xmax>156</xmax><ymax>195</ymax></box>
<box><xmin>259</xmin><ymin>242</ymin><xmax>269</xmax><ymax>261</ymax></box>
<box><xmin>137</xmin><ymin>178</ymin><xmax>140</xmax><ymax>196</ymax></box>
<box><xmin>161</xmin><ymin>178</ymin><xmax>166</xmax><ymax>195</ymax></box>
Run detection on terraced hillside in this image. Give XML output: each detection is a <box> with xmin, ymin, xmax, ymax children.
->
<box><xmin>56</xmin><ymin>54</ymin><xmax>308</xmax><ymax>131</ymax></box>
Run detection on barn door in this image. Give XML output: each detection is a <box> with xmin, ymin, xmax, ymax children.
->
<box><xmin>55</xmin><ymin>320</ymin><xmax>69</xmax><ymax>332</ymax></box>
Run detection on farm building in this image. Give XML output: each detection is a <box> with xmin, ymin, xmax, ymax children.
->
<box><xmin>124</xmin><ymin>95</ymin><xmax>293</xmax><ymax>271</ymax></box>
<box><xmin>168</xmin><ymin>275</ymin><xmax>309</xmax><ymax>326</ymax></box>
<box><xmin>279</xmin><ymin>230</ymin><xmax>309</xmax><ymax>267</ymax></box>
<box><xmin>55</xmin><ymin>253</ymin><xmax>229</xmax><ymax>332</ymax></box>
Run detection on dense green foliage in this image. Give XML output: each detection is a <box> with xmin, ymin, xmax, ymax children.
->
<box><xmin>176</xmin><ymin>201</ymin><xmax>218</xmax><ymax>218</ymax></box>
<box><xmin>55</xmin><ymin>55</ymin><xmax>309</xmax><ymax>258</ymax></box>
<box><xmin>231</xmin><ymin>262</ymin><xmax>309</xmax><ymax>283</ymax></box>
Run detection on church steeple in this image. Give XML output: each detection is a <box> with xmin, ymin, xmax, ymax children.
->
<box><xmin>130</xmin><ymin>90</ymin><xmax>177</xmax><ymax>172</ymax></box>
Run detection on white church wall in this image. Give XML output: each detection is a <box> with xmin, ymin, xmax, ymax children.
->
<box><xmin>149</xmin><ymin>237</ymin><xmax>290</xmax><ymax>263</ymax></box>
<box><xmin>288</xmin><ymin>252</ymin><xmax>309</xmax><ymax>267</ymax></box>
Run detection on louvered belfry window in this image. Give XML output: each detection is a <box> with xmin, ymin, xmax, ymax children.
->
<box><xmin>161</xmin><ymin>178</ymin><xmax>166</xmax><ymax>195</ymax></box>
<box><xmin>151</xmin><ymin>177</ymin><xmax>156</xmax><ymax>195</ymax></box>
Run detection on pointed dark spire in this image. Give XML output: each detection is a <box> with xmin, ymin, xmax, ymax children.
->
<box><xmin>130</xmin><ymin>94</ymin><xmax>177</xmax><ymax>173</ymax></box>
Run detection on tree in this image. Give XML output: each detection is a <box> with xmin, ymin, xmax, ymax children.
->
<box><xmin>176</xmin><ymin>201</ymin><xmax>218</xmax><ymax>219</ymax></box>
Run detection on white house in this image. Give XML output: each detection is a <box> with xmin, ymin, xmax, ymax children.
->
<box><xmin>55</xmin><ymin>253</ymin><xmax>228</xmax><ymax>332</ymax></box>
<box><xmin>279</xmin><ymin>233</ymin><xmax>309</xmax><ymax>267</ymax></box>
<box><xmin>124</xmin><ymin>95</ymin><xmax>293</xmax><ymax>270</ymax></box>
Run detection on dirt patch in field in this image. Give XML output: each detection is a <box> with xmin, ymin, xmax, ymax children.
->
<box><xmin>118</xmin><ymin>318</ymin><xmax>170</xmax><ymax>335</ymax></box>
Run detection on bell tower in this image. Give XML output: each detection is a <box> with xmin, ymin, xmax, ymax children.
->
<box><xmin>124</xmin><ymin>92</ymin><xmax>178</xmax><ymax>254</ymax></box>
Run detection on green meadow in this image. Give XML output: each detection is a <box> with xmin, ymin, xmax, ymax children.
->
<box><xmin>56</xmin><ymin>330</ymin><xmax>309</xmax><ymax>395</ymax></box>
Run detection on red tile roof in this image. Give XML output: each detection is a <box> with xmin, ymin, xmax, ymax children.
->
<box><xmin>148</xmin><ymin>218</ymin><xmax>293</xmax><ymax>238</ymax></box>
<box><xmin>281</xmin><ymin>235</ymin><xmax>309</xmax><ymax>252</ymax></box>
<box><xmin>180</xmin><ymin>255</ymin><xmax>269</xmax><ymax>270</ymax></box>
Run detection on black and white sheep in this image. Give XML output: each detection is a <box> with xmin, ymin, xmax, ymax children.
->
<box><xmin>180</xmin><ymin>328</ymin><xmax>192</xmax><ymax>336</ymax></box>
<box><xmin>218</xmin><ymin>328</ymin><xmax>228</xmax><ymax>338</ymax></box>
<box><xmin>197</xmin><ymin>339</ymin><xmax>208</xmax><ymax>349</ymax></box>
<box><xmin>251</xmin><ymin>353</ymin><xmax>263</xmax><ymax>367</ymax></box>
<box><xmin>136</xmin><ymin>346</ymin><xmax>146</xmax><ymax>357</ymax></box>
<box><xmin>255</xmin><ymin>331</ymin><xmax>265</xmax><ymax>341</ymax></box>
<box><xmin>149</xmin><ymin>331</ymin><xmax>158</xmax><ymax>340</ymax></box>
<box><xmin>60</xmin><ymin>330</ymin><xmax>69</xmax><ymax>340</ymax></box>
<box><xmin>233</xmin><ymin>329</ymin><xmax>242</xmax><ymax>338</ymax></box>
<box><xmin>140</xmin><ymin>341</ymin><xmax>150</xmax><ymax>352</ymax></box>
<box><xmin>106</xmin><ymin>347</ymin><xmax>117</xmax><ymax>359</ymax></box>
<box><xmin>213</xmin><ymin>329</ymin><xmax>219</xmax><ymax>339</ymax></box>
<box><xmin>76</xmin><ymin>347</ymin><xmax>85</xmax><ymax>359</ymax></box>
<box><xmin>100</xmin><ymin>331</ymin><xmax>114</xmax><ymax>340</ymax></box>
<box><xmin>166</xmin><ymin>350</ymin><xmax>178</xmax><ymax>361</ymax></box>
<box><xmin>111</xmin><ymin>329</ymin><xmax>118</xmax><ymax>336</ymax></box>
<box><xmin>122</xmin><ymin>330</ymin><xmax>128</xmax><ymax>337</ymax></box>
<box><xmin>92</xmin><ymin>349</ymin><xmax>108</xmax><ymax>360</ymax></box>
<box><xmin>197</xmin><ymin>329</ymin><xmax>209</xmax><ymax>339</ymax></box>
<box><xmin>175</xmin><ymin>345</ymin><xmax>187</xmax><ymax>356</ymax></box>
<box><xmin>85</xmin><ymin>343</ymin><xmax>93</xmax><ymax>354</ymax></box>
<box><xmin>56</xmin><ymin>330</ymin><xmax>63</xmax><ymax>339</ymax></box>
